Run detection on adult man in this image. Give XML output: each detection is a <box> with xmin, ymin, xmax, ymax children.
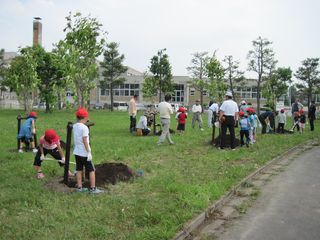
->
<box><xmin>308</xmin><ymin>101</ymin><xmax>316</xmax><ymax>131</ymax></box>
<box><xmin>157</xmin><ymin>94</ymin><xmax>174</xmax><ymax>145</ymax></box>
<box><xmin>208</xmin><ymin>99</ymin><xmax>219</xmax><ymax>128</ymax></box>
<box><xmin>192</xmin><ymin>99</ymin><xmax>203</xmax><ymax>130</ymax></box>
<box><xmin>258</xmin><ymin>109</ymin><xmax>275</xmax><ymax>134</ymax></box>
<box><xmin>239</xmin><ymin>100</ymin><xmax>249</xmax><ymax>116</ymax></box>
<box><xmin>219</xmin><ymin>91</ymin><xmax>239</xmax><ymax>150</ymax></box>
<box><xmin>128</xmin><ymin>94</ymin><xmax>138</xmax><ymax>132</ymax></box>
<box><xmin>291</xmin><ymin>99</ymin><xmax>303</xmax><ymax>117</ymax></box>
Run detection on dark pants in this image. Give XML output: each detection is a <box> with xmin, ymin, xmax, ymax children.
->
<box><xmin>277</xmin><ymin>123</ymin><xmax>285</xmax><ymax>133</ymax></box>
<box><xmin>34</xmin><ymin>147</ymin><xmax>63</xmax><ymax>167</ymax></box>
<box><xmin>240</xmin><ymin>130</ymin><xmax>249</xmax><ymax>146</ymax></box>
<box><xmin>142</xmin><ymin>128</ymin><xmax>150</xmax><ymax>136</ymax></box>
<box><xmin>221</xmin><ymin>116</ymin><xmax>235</xmax><ymax>149</ymax></box>
<box><xmin>130</xmin><ymin>116</ymin><xmax>136</xmax><ymax>132</ymax></box>
<box><xmin>259</xmin><ymin>116</ymin><xmax>267</xmax><ymax>134</ymax></box>
<box><xmin>309</xmin><ymin>118</ymin><xmax>315</xmax><ymax>131</ymax></box>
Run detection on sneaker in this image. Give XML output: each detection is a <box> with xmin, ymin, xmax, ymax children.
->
<box><xmin>89</xmin><ymin>187</ymin><xmax>104</xmax><ymax>194</ymax></box>
<box><xmin>18</xmin><ymin>149</ymin><xmax>23</xmax><ymax>153</ymax></box>
<box><xmin>76</xmin><ymin>187</ymin><xmax>88</xmax><ymax>193</ymax></box>
<box><xmin>157</xmin><ymin>142</ymin><xmax>162</xmax><ymax>146</ymax></box>
<box><xmin>37</xmin><ymin>172</ymin><xmax>45</xmax><ymax>179</ymax></box>
<box><xmin>169</xmin><ymin>141</ymin><xmax>175</xmax><ymax>145</ymax></box>
<box><xmin>231</xmin><ymin>148</ymin><xmax>236</xmax><ymax>151</ymax></box>
<box><xmin>200</xmin><ymin>128</ymin><xmax>204</xmax><ymax>131</ymax></box>
<box><xmin>32</xmin><ymin>148</ymin><xmax>38</xmax><ymax>153</ymax></box>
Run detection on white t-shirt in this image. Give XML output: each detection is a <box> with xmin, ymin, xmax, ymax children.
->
<box><xmin>158</xmin><ymin>101</ymin><xmax>173</xmax><ymax>119</ymax></box>
<box><xmin>73</xmin><ymin>122</ymin><xmax>90</xmax><ymax>157</ymax></box>
<box><xmin>209</xmin><ymin>103</ymin><xmax>219</xmax><ymax>113</ymax></box>
<box><xmin>192</xmin><ymin>104</ymin><xmax>202</xmax><ymax>113</ymax></box>
<box><xmin>219</xmin><ymin>99</ymin><xmax>239</xmax><ymax>116</ymax></box>
<box><xmin>136</xmin><ymin>115</ymin><xmax>148</xmax><ymax>129</ymax></box>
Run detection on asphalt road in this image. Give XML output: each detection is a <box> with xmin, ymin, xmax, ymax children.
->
<box><xmin>218</xmin><ymin>146</ymin><xmax>320</xmax><ymax>240</ymax></box>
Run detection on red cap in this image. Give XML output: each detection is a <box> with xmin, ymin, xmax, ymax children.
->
<box><xmin>76</xmin><ymin>107</ymin><xmax>88</xmax><ymax>118</ymax></box>
<box><xmin>45</xmin><ymin>129</ymin><xmax>59</xmax><ymax>142</ymax></box>
<box><xmin>299</xmin><ymin>109</ymin><xmax>304</xmax><ymax>114</ymax></box>
<box><xmin>178</xmin><ymin>107</ymin><xmax>185</xmax><ymax>113</ymax></box>
<box><xmin>239</xmin><ymin>111</ymin><xmax>245</xmax><ymax>117</ymax></box>
<box><xmin>29</xmin><ymin>111</ymin><xmax>37</xmax><ymax>118</ymax></box>
<box><xmin>280</xmin><ymin>109</ymin><xmax>285</xmax><ymax>113</ymax></box>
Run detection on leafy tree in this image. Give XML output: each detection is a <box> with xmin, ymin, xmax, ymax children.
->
<box><xmin>0</xmin><ymin>49</ymin><xmax>6</xmax><ymax>93</ymax></box>
<box><xmin>295</xmin><ymin>58</ymin><xmax>320</xmax><ymax>108</ymax></box>
<box><xmin>5</xmin><ymin>47</ymin><xmax>39</xmax><ymax>111</ymax></box>
<box><xmin>247</xmin><ymin>36</ymin><xmax>277</xmax><ymax>114</ymax></box>
<box><xmin>187</xmin><ymin>52</ymin><xmax>210</xmax><ymax>109</ymax></box>
<box><xmin>56</xmin><ymin>12</ymin><xmax>105</xmax><ymax>108</ymax></box>
<box><xmin>223</xmin><ymin>55</ymin><xmax>245</xmax><ymax>102</ymax></box>
<box><xmin>100</xmin><ymin>42</ymin><xmax>128</xmax><ymax>111</ymax></box>
<box><xmin>142</xmin><ymin>73</ymin><xmax>158</xmax><ymax>100</ymax></box>
<box><xmin>263</xmin><ymin>67</ymin><xmax>292</xmax><ymax>109</ymax></box>
<box><xmin>206</xmin><ymin>54</ymin><xmax>227</xmax><ymax>103</ymax></box>
<box><xmin>143</xmin><ymin>49</ymin><xmax>173</xmax><ymax>102</ymax></box>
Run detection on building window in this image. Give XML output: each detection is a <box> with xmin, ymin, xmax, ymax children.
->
<box><xmin>190</xmin><ymin>88</ymin><xmax>195</xmax><ymax>96</ymax></box>
<box><xmin>172</xmin><ymin>84</ymin><xmax>184</xmax><ymax>103</ymax></box>
<box><xmin>101</xmin><ymin>84</ymin><xmax>140</xmax><ymax>96</ymax></box>
<box><xmin>202</xmin><ymin>90</ymin><xmax>207</xmax><ymax>96</ymax></box>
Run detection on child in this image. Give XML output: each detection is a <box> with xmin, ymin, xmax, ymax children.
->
<box><xmin>176</xmin><ymin>107</ymin><xmax>187</xmax><ymax>134</ymax></box>
<box><xmin>291</xmin><ymin>111</ymin><xmax>300</xmax><ymax>132</ymax></box>
<box><xmin>248</xmin><ymin>108</ymin><xmax>258</xmax><ymax>143</ymax></box>
<box><xmin>18</xmin><ymin>111</ymin><xmax>38</xmax><ymax>153</ymax></box>
<box><xmin>73</xmin><ymin>107</ymin><xmax>103</xmax><ymax>194</ymax></box>
<box><xmin>239</xmin><ymin>111</ymin><xmax>251</xmax><ymax>147</ymax></box>
<box><xmin>299</xmin><ymin>109</ymin><xmax>306</xmax><ymax>133</ymax></box>
<box><xmin>277</xmin><ymin>109</ymin><xmax>286</xmax><ymax>133</ymax></box>
<box><xmin>136</xmin><ymin>113</ymin><xmax>151</xmax><ymax>136</ymax></box>
<box><xmin>33</xmin><ymin>129</ymin><xmax>72</xmax><ymax>179</ymax></box>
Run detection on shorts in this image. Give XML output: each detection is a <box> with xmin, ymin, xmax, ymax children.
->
<box><xmin>75</xmin><ymin>155</ymin><xmax>95</xmax><ymax>172</ymax></box>
<box><xmin>177</xmin><ymin>123</ymin><xmax>185</xmax><ymax>131</ymax></box>
<box><xmin>299</xmin><ymin>123</ymin><xmax>305</xmax><ymax>129</ymax></box>
<box><xmin>34</xmin><ymin>147</ymin><xmax>63</xmax><ymax>167</ymax></box>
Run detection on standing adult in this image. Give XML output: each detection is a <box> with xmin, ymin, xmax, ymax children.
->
<box><xmin>258</xmin><ymin>110</ymin><xmax>275</xmax><ymax>134</ymax></box>
<box><xmin>219</xmin><ymin>91</ymin><xmax>239</xmax><ymax>150</ymax></box>
<box><xmin>208</xmin><ymin>99</ymin><xmax>219</xmax><ymax>128</ymax></box>
<box><xmin>128</xmin><ymin>94</ymin><xmax>138</xmax><ymax>133</ymax></box>
<box><xmin>192</xmin><ymin>99</ymin><xmax>204</xmax><ymax>131</ymax></box>
<box><xmin>291</xmin><ymin>99</ymin><xmax>303</xmax><ymax>119</ymax></box>
<box><xmin>239</xmin><ymin>100</ymin><xmax>249</xmax><ymax>116</ymax></box>
<box><xmin>308</xmin><ymin>101</ymin><xmax>316</xmax><ymax>131</ymax></box>
<box><xmin>157</xmin><ymin>94</ymin><xmax>174</xmax><ymax>145</ymax></box>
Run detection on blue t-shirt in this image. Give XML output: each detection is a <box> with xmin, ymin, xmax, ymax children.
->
<box><xmin>18</xmin><ymin>117</ymin><xmax>35</xmax><ymax>139</ymax></box>
<box><xmin>240</xmin><ymin>117</ymin><xmax>250</xmax><ymax>130</ymax></box>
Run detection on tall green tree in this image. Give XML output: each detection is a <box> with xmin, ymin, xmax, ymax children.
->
<box><xmin>100</xmin><ymin>42</ymin><xmax>128</xmax><ymax>111</ymax></box>
<box><xmin>0</xmin><ymin>49</ymin><xmax>6</xmax><ymax>93</ymax></box>
<box><xmin>295</xmin><ymin>58</ymin><xmax>320</xmax><ymax>108</ymax></box>
<box><xmin>143</xmin><ymin>49</ymin><xmax>173</xmax><ymax>102</ymax></box>
<box><xmin>187</xmin><ymin>52</ymin><xmax>210</xmax><ymax>108</ymax></box>
<box><xmin>247</xmin><ymin>36</ymin><xmax>277</xmax><ymax>114</ymax></box>
<box><xmin>263</xmin><ymin>67</ymin><xmax>292</xmax><ymax>109</ymax></box>
<box><xmin>223</xmin><ymin>55</ymin><xmax>245</xmax><ymax>103</ymax></box>
<box><xmin>206</xmin><ymin>54</ymin><xmax>226</xmax><ymax>103</ymax></box>
<box><xmin>5</xmin><ymin>47</ymin><xmax>39</xmax><ymax>111</ymax></box>
<box><xmin>56</xmin><ymin>12</ymin><xmax>105</xmax><ymax>108</ymax></box>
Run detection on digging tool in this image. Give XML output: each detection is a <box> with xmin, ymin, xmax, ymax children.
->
<box><xmin>43</xmin><ymin>157</ymin><xmax>76</xmax><ymax>165</ymax></box>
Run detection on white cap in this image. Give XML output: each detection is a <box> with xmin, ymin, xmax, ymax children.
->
<box><xmin>225</xmin><ymin>90</ymin><xmax>233</xmax><ymax>97</ymax></box>
<box><xmin>241</xmin><ymin>100</ymin><xmax>246</xmax><ymax>104</ymax></box>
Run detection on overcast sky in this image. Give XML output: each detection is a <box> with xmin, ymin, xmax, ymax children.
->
<box><xmin>1</xmin><ymin>0</ymin><xmax>319</xmax><ymax>77</ymax></box>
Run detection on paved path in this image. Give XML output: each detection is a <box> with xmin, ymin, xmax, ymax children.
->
<box><xmin>218</xmin><ymin>147</ymin><xmax>320</xmax><ymax>240</ymax></box>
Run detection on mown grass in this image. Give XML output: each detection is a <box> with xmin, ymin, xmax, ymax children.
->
<box><xmin>0</xmin><ymin>109</ymin><xmax>318</xmax><ymax>239</ymax></box>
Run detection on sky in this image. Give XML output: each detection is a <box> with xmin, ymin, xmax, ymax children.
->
<box><xmin>1</xmin><ymin>0</ymin><xmax>319</xmax><ymax>78</ymax></box>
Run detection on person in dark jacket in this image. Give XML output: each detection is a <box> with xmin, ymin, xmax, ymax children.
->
<box><xmin>308</xmin><ymin>101</ymin><xmax>316</xmax><ymax>131</ymax></box>
<box><xmin>258</xmin><ymin>110</ymin><xmax>275</xmax><ymax>134</ymax></box>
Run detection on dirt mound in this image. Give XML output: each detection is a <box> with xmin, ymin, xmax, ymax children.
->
<box><xmin>213</xmin><ymin>134</ymin><xmax>240</xmax><ymax>148</ymax></box>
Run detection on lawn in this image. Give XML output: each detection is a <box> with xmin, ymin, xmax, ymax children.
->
<box><xmin>0</xmin><ymin>109</ymin><xmax>318</xmax><ymax>240</ymax></box>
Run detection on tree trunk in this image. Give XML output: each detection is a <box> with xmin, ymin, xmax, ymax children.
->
<box><xmin>200</xmin><ymin>89</ymin><xmax>204</xmax><ymax>113</ymax></box>
<box><xmin>229</xmin><ymin>75</ymin><xmax>235</xmax><ymax>103</ymax></box>
<box><xmin>257</xmin><ymin>77</ymin><xmax>261</xmax><ymax>115</ymax></box>
<box><xmin>45</xmin><ymin>96</ymin><xmax>50</xmax><ymax>113</ymax></box>
<box><xmin>110</xmin><ymin>84</ymin><xmax>114</xmax><ymax>112</ymax></box>
<box><xmin>58</xmin><ymin>92</ymin><xmax>62</xmax><ymax>110</ymax></box>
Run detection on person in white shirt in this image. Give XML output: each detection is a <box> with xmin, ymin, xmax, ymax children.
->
<box><xmin>208</xmin><ymin>100</ymin><xmax>219</xmax><ymax>128</ymax></box>
<box><xmin>73</xmin><ymin>108</ymin><xmax>103</xmax><ymax>194</ymax></box>
<box><xmin>136</xmin><ymin>113</ymin><xmax>151</xmax><ymax>136</ymax></box>
<box><xmin>277</xmin><ymin>109</ymin><xmax>286</xmax><ymax>133</ymax></box>
<box><xmin>157</xmin><ymin>94</ymin><xmax>174</xmax><ymax>145</ymax></box>
<box><xmin>219</xmin><ymin>91</ymin><xmax>239</xmax><ymax>150</ymax></box>
<box><xmin>192</xmin><ymin>99</ymin><xmax>204</xmax><ymax>130</ymax></box>
<box><xmin>128</xmin><ymin>94</ymin><xmax>138</xmax><ymax>133</ymax></box>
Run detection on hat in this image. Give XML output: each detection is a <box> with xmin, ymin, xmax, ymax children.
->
<box><xmin>76</xmin><ymin>107</ymin><xmax>89</xmax><ymax>118</ymax></box>
<box><xmin>280</xmin><ymin>109</ymin><xmax>285</xmax><ymax>113</ymax></box>
<box><xmin>247</xmin><ymin>107</ymin><xmax>255</xmax><ymax>113</ymax></box>
<box><xmin>29</xmin><ymin>111</ymin><xmax>37</xmax><ymax>118</ymax></box>
<box><xmin>45</xmin><ymin>129</ymin><xmax>59</xmax><ymax>142</ymax></box>
<box><xmin>299</xmin><ymin>109</ymin><xmax>304</xmax><ymax>114</ymax></box>
<box><xmin>239</xmin><ymin>111</ymin><xmax>245</xmax><ymax>117</ymax></box>
<box><xmin>225</xmin><ymin>90</ymin><xmax>233</xmax><ymax>97</ymax></box>
<box><xmin>196</xmin><ymin>99</ymin><xmax>200</xmax><ymax>102</ymax></box>
<box><xmin>241</xmin><ymin>100</ymin><xmax>246</xmax><ymax>105</ymax></box>
<box><xmin>178</xmin><ymin>107</ymin><xmax>185</xmax><ymax>113</ymax></box>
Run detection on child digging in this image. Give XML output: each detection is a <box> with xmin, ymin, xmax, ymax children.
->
<box><xmin>33</xmin><ymin>129</ymin><xmax>73</xmax><ymax>179</ymax></box>
<box><xmin>73</xmin><ymin>107</ymin><xmax>103</xmax><ymax>194</ymax></box>
<box><xmin>239</xmin><ymin>111</ymin><xmax>251</xmax><ymax>147</ymax></box>
<box><xmin>18</xmin><ymin>111</ymin><xmax>38</xmax><ymax>153</ymax></box>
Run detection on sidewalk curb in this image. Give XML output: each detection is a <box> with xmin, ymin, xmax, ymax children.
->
<box><xmin>172</xmin><ymin>139</ymin><xmax>315</xmax><ymax>240</ymax></box>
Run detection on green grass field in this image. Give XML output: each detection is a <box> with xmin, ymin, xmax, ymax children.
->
<box><xmin>0</xmin><ymin>109</ymin><xmax>318</xmax><ymax>239</ymax></box>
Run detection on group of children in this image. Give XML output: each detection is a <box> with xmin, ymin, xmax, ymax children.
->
<box><xmin>238</xmin><ymin>108</ymin><xmax>258</xmax><ymax>147</ymax></box>
<box><xmin>17</xmin><ymin>108</ymin><xmax>103</xmax><ymax>194</ymax></box>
